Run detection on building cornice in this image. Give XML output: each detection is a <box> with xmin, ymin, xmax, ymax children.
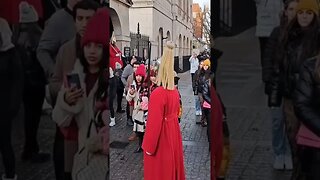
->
<box><xmin>112</xmin><ymin>0</ymin><xmax>133</xmax><ymax>7</ymax></box>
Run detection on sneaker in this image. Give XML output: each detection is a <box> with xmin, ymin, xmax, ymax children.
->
<box><xmin>109</xmin><ymin>117</ymin><xmax>116</xmax><ymax>127</ymax></box>
<box><xmin>273</xmin><ymin>155</ymin><xmax>285</xmax><ymax>170</ymax></box>
<box><xmin>199</xmin><ymin>111</ymin><xmax>202</xmax><ymax>116</ymax></box>
<box><xmin>2</xmin><ymin>174</ymin><xmax>17</xmax><ymax>180</ymax></box>
<box><xmin>195</xmin><ymin>111</ymin><xmax>200</xmax><ymax>116</ymax></box>
<box><xmin>284</xmin><ymin>155</ymin><xmax>293</xmax><ymax>170</ymax></box>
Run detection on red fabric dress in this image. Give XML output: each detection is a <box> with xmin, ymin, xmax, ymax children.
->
<box><xmin>142</xmin><ymin>86</ymin><xmax>185</xmax><ymax>180</ymax></box>
<box><xmin>210</xmin><ymin>86</ymin><xmax>224</xmax><ymax>180</ymax></box>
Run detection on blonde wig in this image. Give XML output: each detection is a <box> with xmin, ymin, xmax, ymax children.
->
<box><xmin>157</xmin><ymin>41</ymin><xmax>175</xmax><ymax>90</ymax></box>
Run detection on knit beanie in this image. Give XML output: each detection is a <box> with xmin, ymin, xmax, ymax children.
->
<box><xmin>203</xmin><ymin>59</ymin><xmax>211</xmax><ymax>67</ymax></box>
<box><xmin>135</xmin><ymin>64</ymin><xmax>146</xmax><ymax>77</ymax></box>
<box><xmin>81</xmin><ymin>8</ymin><xmax>110</xmax><ymax>48</ymax></box>
<box><xmin>296</xmin><ymin>0</ymin><xmax>319</xmax><ymax>16</ymax></box>
<box><xmin>19</xmin><ymin>1</ymin><xmax>39</xmax><ymax>23</ymax></box>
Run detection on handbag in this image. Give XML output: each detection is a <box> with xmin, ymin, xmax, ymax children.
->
<box><xmin>203</xmin><ymin>101</ymin><xmax>211</xmax><ymax>109</ymax></box>
<box><xmin>72</xmin><ymin>113</ymin><xmax>109</xmax><ymax>180</ymax></box>
<box><xmin>296</xmin><ymin>123</ymin><xmax>320</xmax><ymax>148</ymax></box>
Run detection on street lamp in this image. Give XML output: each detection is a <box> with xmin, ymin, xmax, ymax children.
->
<box><xmin>161</xmin><ymin>36</ymin><xmax>168</xmax><ymax>55</ymax></box>
<box><xmin>137</xmin><ymin>23</ymin><xmax>141</xmax><ymax>57</ymax></box>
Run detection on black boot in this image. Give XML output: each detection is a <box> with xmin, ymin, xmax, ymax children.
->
<box><xmin>134</xmin><ymin>133</ymin><xmax>143</xmax><ymax>153</ymax></box>
<box><xmin>117</xmin><ymin>108</ymin><xmax>125</xmax><ymax>113</ymax></box>
<box><xmin>127</xmin><ymin>116</ymin><xmax>134</xmax><ymax>126</ymax></box>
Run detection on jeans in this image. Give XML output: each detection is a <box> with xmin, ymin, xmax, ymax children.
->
<box><xmin>270</xmin><ymin>106</ymin><xmax>291</xmax><ymax>156</ymax></box>
<box><xmin>195</xmin><ymin>96</ymin><xmax>201</xmax><ymax>112</ymax></box>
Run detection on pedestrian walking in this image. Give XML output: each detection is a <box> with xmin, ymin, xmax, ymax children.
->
<box><xmin>14</xmin><ymin>1</ymin><xmax>50</xmax><ymax>164</ymax></box>
<box><xmin>270</xmin><ymin>0</ymin><xmax>320</xmax><ymax>178</ymax></box>
<box><xmin>0</xmin><ymin>17</ymin><xmax>23</xmax><ymax>180</ymax></box>
<box><xmin>262</xmin><ymin>0</ymin><xmax>298</xmax><ymax>170</ymax></box>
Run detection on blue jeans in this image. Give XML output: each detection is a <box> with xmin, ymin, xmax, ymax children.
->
<box><xmin>195</xmin><ymin>96</ymin><xmax>201</xmax><ymax>112</ymax></box>
<box><xmin>271</xmin><ymin>106</ymin><xmax>291</xmax><ymax>156</ymax></box>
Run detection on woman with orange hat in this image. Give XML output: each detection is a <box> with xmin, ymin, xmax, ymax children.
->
<box><xmin>270</xmin><ymin>0</ymin><xmax>320</xmax><ymax>178</ymax></box>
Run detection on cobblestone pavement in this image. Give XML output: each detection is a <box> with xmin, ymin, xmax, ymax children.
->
<box><xmin>0</xmin><ymin>28</ymin><xmax>294</xmax><ymax>180</ymax></box>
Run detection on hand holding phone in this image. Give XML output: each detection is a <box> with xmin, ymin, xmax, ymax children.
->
<box><xmin>129</xmin><ymin>84</ymin><xmax>136</xmax><ymax>95</ymax></box>
<box><xmin>64</xmin><ymin>88</ymin><xmax>84</xmax><ymax>105</ymax></box>
<box><xmin>66</xmin><ymin>73</ymin><xmax>81</xmax><ymax>90</ymax></box>
<box><xmin>64</xmin><ymin>73</ymin><xmax>83</xmax><ymax>105</ymax></box>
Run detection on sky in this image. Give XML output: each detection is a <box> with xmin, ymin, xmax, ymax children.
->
<box><xmin>193</xmin><ymin>0</ymin><xmax>210</xmax><ymax>10</ymax></box>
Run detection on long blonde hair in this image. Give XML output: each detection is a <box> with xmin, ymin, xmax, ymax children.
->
<box><xmin>157</xmin><ymin>41</ymin><xmax>175</xmax><ymax>90</ymax></box>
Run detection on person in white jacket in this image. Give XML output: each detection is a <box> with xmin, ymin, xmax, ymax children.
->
<box><xmin>255</xmin><ymin>0</ymin><xmax>283</xmax><ymax>67</ymax></box>
<box><xmin>189</xmin><ymin>51</ymin><xmax>199</xmax><ymax>83</ymax></box>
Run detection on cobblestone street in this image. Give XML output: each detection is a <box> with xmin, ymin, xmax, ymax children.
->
<box><xmin>0</xmin><ymin>28</ymin><xmax>295</xmax><ymax>180</ymax></box>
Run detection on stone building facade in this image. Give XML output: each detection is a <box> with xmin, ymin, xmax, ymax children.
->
<box><xmin>128</xmin><ymin>0</ymin><xmax>193</xmax><ymax>61</ymax></box>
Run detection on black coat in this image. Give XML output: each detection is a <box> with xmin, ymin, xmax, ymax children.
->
<box><xmin>262</xmin><ymin>26</ymin><xmax>280</xmax><ymax>94</ymax></box>
<box><xmin>294</xmin><ymin>58</ymin><xmax>320</xmax><ymax>137</ymax></box>
<box><xmin>270</xmin><ymin>29</ymin><xmax>319</xmax><ymax>106</ymax></box>
<box><xmin>198</xmin><ymin>70</ymin><xmax>212</xmax><ymax>104</ymax></box>
<box><xmin>0</xmin><ymin>48</ymin><xmax>24</xmax><ymax>118</ymax></box>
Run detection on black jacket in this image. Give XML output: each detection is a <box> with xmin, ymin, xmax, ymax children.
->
<box><xmin>198</xmin><ymin>70</ymin><xmax>212</xmax><ymax>104</ymax></box>
<box><xmin>294</xmin><ymin>58</ymin><xmax>320</xmax><ymax>137</ymax></box>
<box><xmin>270</xmin><ymin>29</ymin><xmax>319</xmax><ymax>106</ymax></box>
<box><xmin>262</xmin><ymin>26</ymin><xmax>280</xmax><ymax>95</ymax></box>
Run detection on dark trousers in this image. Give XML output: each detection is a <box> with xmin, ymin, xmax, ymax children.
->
<box><xmin>259</xmin><ymin>37</ymin><xmax>269</xmax><ymax>66</ymax></box>
<box><xmin>299</xmin><ymin>146</ymin><xmax>320</xmax><ymax>180</ymax></box>
<box><xmin>23</xmin><ymin>85</ymin><xmax>45</xmax><ymax>155</ymax></box>
<box><xmin>109</xmin><ymin>78</ymin><xmax>117</xmax><ymax>118</ymax></box>
<box><xmin>191</xmin><ymin>73</ymin><xmax>195</xmax><ymax>85</ymax></box>
<box><xmin>136</xmin><ymin>132</ymin><xmax>144</xmax><ymax>147</ymax></box>
<box><xmin>116</xmin><ymin>84</ymin><xmax>124</xmax><ymax>110</ymax></box>
<box><xmin>53</xmin><ymin>126</ymin><xmax>65</xmax><ymax>180</ymax></box>
<box><xmin>51</xmin><ymin>96</ymin><xmax>65</xmax><ymax>180</ymax></box>
<box><xmin>203</xmin><ymin>108</ymin><xmax>211</xmax><ymax>144</ymax></box>
<box><xmin>0</xmin><ymin>116</ymin><xmax>15</xmax><ymax>178</ymax></box>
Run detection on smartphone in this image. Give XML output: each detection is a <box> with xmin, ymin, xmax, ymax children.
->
<box><xmin>66</xmin><ymin>73</ymin><xmax>81</xmax><ymax>90</ymax></box>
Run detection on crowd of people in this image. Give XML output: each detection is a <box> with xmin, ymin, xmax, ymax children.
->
<box><xmin>0</xmin><ymin>0</ymin><xmax>232</xmax><ymax>180</ymax></box>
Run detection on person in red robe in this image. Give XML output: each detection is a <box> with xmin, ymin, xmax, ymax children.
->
<box><xmin>142</xmin><ymin>41</ymin><xmax>185</xmax><ymax>180</ymax></box>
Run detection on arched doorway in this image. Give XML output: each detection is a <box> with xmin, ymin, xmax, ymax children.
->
<box><xmin>183</xmin><ymin>36</ymin><xmax>186</xmax><ymax>56</ymax></box>
<box><xmin>179</xmin><ymin>34</ymin><xmax>182</xmax><ymax>61</ymax></box>
<box><xmin>166</xmin><ymin>31</ymin><xmax>171</xmax><ymax>41</ymax></box>
<box><xmin>109</xmin><ymin>8</ymin><xmax>122</xmax><ymax>47</ymax></box>
<box><xmin>186</xmin><ymin>37</ymin><xmax>189</xmax><ymax>55</ymax></box>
